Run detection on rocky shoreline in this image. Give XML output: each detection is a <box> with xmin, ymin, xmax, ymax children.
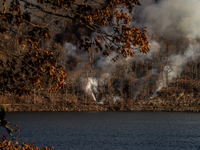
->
<box><xmin>2</xmin><ymin>97</ymin><xmax>200</xmax><ymax>112</ymax></box>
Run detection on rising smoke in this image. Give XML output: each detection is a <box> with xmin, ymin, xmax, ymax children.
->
<box><xmin>85</xmin><ymin>77</ymin><xmax>98</xmax><ymax>101</ymax></box>
<box><xmin>63</xmin><ymin>0</ymin><xmax>200</xmax><ymax>102</ymax></box>
<box><xmin>136</xmin><ymin>0</ymin><xmax>200</xmax><ymax>39</ymax></box>
<box><xmin>135</xmin><ymin>0</ymin><xmax>200</xmax><ymax>98</ymax></box>
<box><xmin>153</xmin><ymin>43</ymin><xmax>200</xmax><ymax>97</ymax></box>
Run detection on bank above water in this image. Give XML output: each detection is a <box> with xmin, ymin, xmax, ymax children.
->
<box><xmin>2</xmin><ymin>97</ymin><xmax>200</xmax><ymax>112</ymax></box>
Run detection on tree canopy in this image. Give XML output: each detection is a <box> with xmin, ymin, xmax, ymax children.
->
<box><xmin>0</xmin><ymin>0</ymin><xmax>150</xmax><ymax>95</ymax></box>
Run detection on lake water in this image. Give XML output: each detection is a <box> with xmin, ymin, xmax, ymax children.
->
<box><xmin>1</xmin><ymin>112</ymin><xmax>200</xmax><ymax>150</ymax></box>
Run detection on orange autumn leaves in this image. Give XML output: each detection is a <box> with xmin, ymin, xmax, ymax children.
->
<box><xmin>0</xmin><ymin>0</ymin><xmax>150</xmax><ymax>95</ymax></box>
<box><xmin>71</xmin><ymin>0</ymin><xmax>150</xmax><ymax>58</ymax></box>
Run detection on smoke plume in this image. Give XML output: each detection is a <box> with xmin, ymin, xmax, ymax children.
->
<box><xmin>136</xmin><ymin>0</ymin><xmax>200</xmax><ymax>39</ymax></box>
<box><xmin>155</xmin><ymin>43</ymin><xmax>200</xmax><ymax>93</ymax></box>
<box><xmin>64</xmin><ymin>0</ymin><xmax>200</xmax><ymax>102</ymax></box>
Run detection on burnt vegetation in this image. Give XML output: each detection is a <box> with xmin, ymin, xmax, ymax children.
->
<box><xmin>0</xmin><ymin>0</ymin><xmax>199</xmax><ymax>112</ymax></box>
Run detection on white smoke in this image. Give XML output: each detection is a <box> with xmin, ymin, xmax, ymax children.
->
<box><xmin>84</xmin><ymin>74</ymin><xmax>110</xmax><ymax>102</ymax></box>
<box><xmin>132</xmin><ymin>0</ymin><xmax>200</xmax><ymax>98</ymax></box>
<box><xmin>85</xmin><ymin>77</ymin><xmax>98</xmax><ymax>101</ymax></box>
<box><xmin>136</xmin><ymin>0</ymin><xmax>200</xmax><ymax>39</ymax></box>
<box><xmin>112</xmin><ymin>95</ymin><xmax>122</xmax><ymax>103</ymax></box>
<box><xmin>82</xmin><ymin>40</ymin><xmax>161</xmax><ymax>101</ymax></box>
<box><xmin>64</xmin><ymin>42</ymin><xmax>77</xmax><ymax>57</ymax></box>
<box><xmin>154</xmin><ymin>43</ymin><xmax>200</xmax><ymax>96</ymax></box>
<box><xmin>131</xmin><ymin>40</ymin><xmax>160</xmax><ymax>60</ymax></box>
<box><xmin>83</xmin><ymin>73</ymin><xmax>125</xmax><ymax>102</ymax></box>
<box><xmin>101</xmin><ymin>95</ymin><xmax>122</xmax><ymax>103</ymax></box>
<box><xmin>96</xmin><ymin>52</ymin><xmax>118</xmax><ymax>69</ymax></box>
<box><xmin>65</xmin><ymin>0</ymin><xmax>200</xmax><ymax>101</ymax></box>
<box><xmin>99</xmin><ymin>73</ymin><xmax>110</xmax><ymax>86</ymax></box>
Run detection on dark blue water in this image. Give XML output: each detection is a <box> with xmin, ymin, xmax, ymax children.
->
<box><xmin>1</xmin><ymin>112</ymin><xmax>200</xmax><ymax>150</ymax></box>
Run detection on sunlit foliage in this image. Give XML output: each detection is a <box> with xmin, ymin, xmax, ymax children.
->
<box><xmin>0</xmin><ymin>0</ymin><xmax>150</xmax><ymax>94</ymax></box>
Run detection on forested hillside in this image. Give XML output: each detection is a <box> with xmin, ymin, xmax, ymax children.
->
<box><xmin>0</xmin><ymin>0</ymin><xmax>200</xmax><ymax>111</ymax></box>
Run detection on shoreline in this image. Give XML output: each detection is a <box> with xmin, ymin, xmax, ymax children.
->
<box><xmin>1</xmin><ymin>97</ymin><xmax>200</xmax><ymax>112</ymax></box>
<box><xmin>2</xmin><ymin>104</ymin><xmax>200</xmax><ymax>113</ymax></box>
